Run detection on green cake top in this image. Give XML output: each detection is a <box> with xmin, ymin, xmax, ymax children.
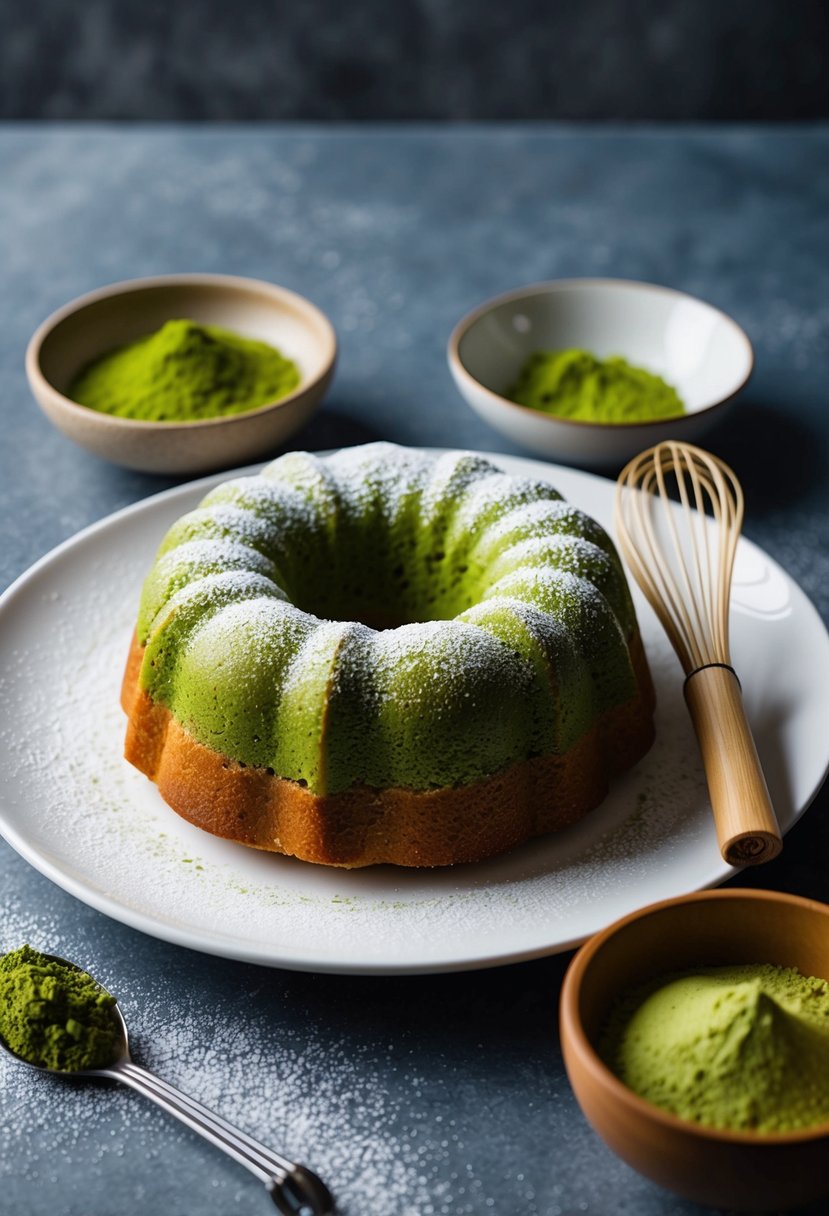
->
<box><xmin>134</xmin><ymin>444</ymin><xmax>641</xmax><ymax>794</ymax></box>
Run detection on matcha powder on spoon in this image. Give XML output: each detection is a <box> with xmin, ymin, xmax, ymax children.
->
<box><xmin>0</xmin><ymin>945</ymin><xmax>117</xmax><ymax>1071</ymax></box>
<box><xmin>69</xmin><ymin>318</ymin><xmax>301</xmax><ymax>422</ymax></box>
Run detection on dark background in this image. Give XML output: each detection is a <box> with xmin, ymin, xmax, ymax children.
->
<box><xmin>3</xmin><ymin>0</ymin><xmax>829</xmax><ymax>121</ymax></box>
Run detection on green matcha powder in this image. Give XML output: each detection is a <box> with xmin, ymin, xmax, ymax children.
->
<box><xmin>508</xmin><ymin>348</ymin><xmax>684</xmax><ymax>423</ymax></box>
<box><xmin>0</xmin><ymin>945</ymin><xmax>117</xmax><ymax>1071</ymax></box>
<box><xmin>601</xmin><ymin>963</ymin><xmax>829</xmax><ymax>1133</ymax></box>
<box><xmin>69</xmin><ymin>318</ymin><xmax>301</xmax><ymax>422</ymax></box>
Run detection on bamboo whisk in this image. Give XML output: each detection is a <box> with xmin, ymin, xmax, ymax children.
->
<box><xmin>615</xmin><ymin>441</ymin><xmax>782</xmax><ymax>866</ymax></box>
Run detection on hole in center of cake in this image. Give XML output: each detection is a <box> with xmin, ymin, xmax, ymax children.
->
<box><xmin>289</xmin><ymin>543</ymin><xmax>487</xmax><ymax>630</ymax></box>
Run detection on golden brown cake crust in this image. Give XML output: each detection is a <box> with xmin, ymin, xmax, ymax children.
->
<box><xmin>121</xmin><ymin>632</ymin><xmax>656</xmax><ymax>868</ymax></box>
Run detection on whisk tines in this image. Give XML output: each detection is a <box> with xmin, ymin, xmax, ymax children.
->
<box><xmin>615</xmin><ymin>442</ymin><xmax>744</xmax><ymax>677</ymax></box>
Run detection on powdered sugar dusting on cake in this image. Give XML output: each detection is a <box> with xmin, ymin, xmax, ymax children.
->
<box><xmin>327</xmin><ymin>440</ymin><xmax>433</xmax><ymax>488</ymax></box>
<box><xmin>155</xmin><ymin>537</ymin><xmax>280</xmax><ymax>581</ymax></box>
<box><xmin>141</xmin><ymin>569</ymin><xmax>289</xmax><ymax>642</ymax></box>
<box><xmin>450</xmin><ymin>473</ymin><xmax>560</xmax><ymax>536</ymax></box>
<box><xmin>204</xmin><ymin>472</ymin><xmax>325</xmax><ymax>535</ymax></box>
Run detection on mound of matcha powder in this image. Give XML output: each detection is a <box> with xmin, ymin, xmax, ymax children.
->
<box><xmin>0</xmin><ymin>945</ymin><xmax>117</xmax><ymax>1071</ymax></box>
<box><xmin>69</xmin><ymin>318</ymin><xmax>301</xmax><ymax>422</ymax></box>
<box><xmin>507</xmin><ymin>348</ymin><xmax>684</xmax><ymax>423</ymax></box>
<box><xmin>601</xmin><ymin>963</ymin><xmax>829</xmax><ymax>1133</ymax></box>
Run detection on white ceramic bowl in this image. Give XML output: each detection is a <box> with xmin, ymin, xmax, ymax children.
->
<box><xmin>448</xmin><ymin>279</ymin><xmax>753</xmax><ymax>469</ymax></box>
<box><xmin>26</xmin><ymin>274</ymin><xmax>337</xmax><ymax>475</ymax></box>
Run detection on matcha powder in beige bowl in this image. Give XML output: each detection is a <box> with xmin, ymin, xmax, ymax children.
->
<box><xmin>25</xmin><ymin>274</ymin><xmax>337</xmax><ymax>474</ymax></box>
<box><xmin>68</xmin><ymin>318</ymin><xmax>301</xmax><ymax>422</ymax></box>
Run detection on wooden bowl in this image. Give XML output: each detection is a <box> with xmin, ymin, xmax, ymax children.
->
<box><xmin>26</xmin><ymin>274</ymin><xmax>337</xmax><ymax>475</ymax></box>
<box><xmin>448</xmin><ymin>279</ymin><xmax>753</xmax><ymax>470</ymax></box>
<box><xmin>560</xmin><ymin>889</ymin><xmax>829</xmax><ymax>1211</ymax></box>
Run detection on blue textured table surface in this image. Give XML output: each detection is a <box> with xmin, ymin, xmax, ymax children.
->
<box><xmin>1</xmin><ymin>125</ymin><xmax>828</xmax><ymax>1216</ymax></box>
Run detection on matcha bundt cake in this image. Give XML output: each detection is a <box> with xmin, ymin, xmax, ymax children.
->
<box><xmin>121</xmin><ymin>443</ymin><xmax>655</xmax><ymax>867</ymax></box>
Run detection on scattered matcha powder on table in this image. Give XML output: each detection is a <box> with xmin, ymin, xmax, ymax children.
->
<box><xmin>69</xmin><ymin>318</ymin><xmax>301</xmax><ymax>422</ymax></box>
<box><xmin>0</xmin><ymin>945</ymin><xmax>117</xmax><ymax>1071</ymax></box>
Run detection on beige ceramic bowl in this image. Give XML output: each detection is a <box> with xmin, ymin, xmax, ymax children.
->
<box><xmin>26</xmin><ymin>274</ymin><xmax>337</xmax><ymax>475</ymax></box>
<box><xmin>448</xmin><ymin>279</ymin><xmax>753</xmax><ymax>470</ymax></box>
<box><xmin>560</xmin><ymin>888</ymin><xmax>829</xmax><ymax>1212</ymax></box>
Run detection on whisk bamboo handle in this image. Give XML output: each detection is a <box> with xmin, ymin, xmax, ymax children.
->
<box><xmin>684</xmin><ymin>665</ymin><xmax>783</xmax><ymax>866</ymax></box>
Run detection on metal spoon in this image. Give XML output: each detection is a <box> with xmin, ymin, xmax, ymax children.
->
<box><xmin>0</xmin><ymin>955</ymin><xmax>334</xmax><ymax>1215</ymax></box>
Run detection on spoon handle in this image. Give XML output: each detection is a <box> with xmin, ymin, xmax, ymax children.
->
<box><xmin>103</xmin><ymin>1059</ymin><xmax>333</xmax><ymax>1214</ymax></box>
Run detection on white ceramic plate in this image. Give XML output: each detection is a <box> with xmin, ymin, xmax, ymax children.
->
<box><xmin>1</xmin><ymin>451</ymin><xmax>827</xmax><ymax>974</ymax></box>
